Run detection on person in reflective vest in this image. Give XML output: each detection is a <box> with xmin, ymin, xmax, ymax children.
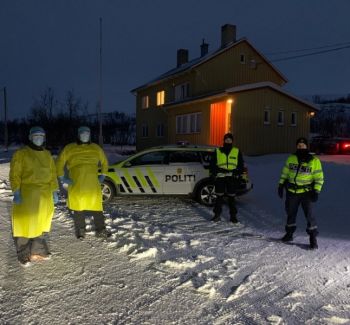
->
<box><xmin>56</xmin><ymin>126</ymin><xmax>110</xmax><ymax>239</ymax></box>
<box><xmin>278</xmin><ymin>137</ymin><xmax>324</xmax><ymax>249</ymax></box>
<box><xmin>9</xmin><ymin>126</ymin><xmax>59</xmax><ymax>266</ymax></box>
<box><xmin>210</xmin><ymin>133</ymin><xmax>244</xmax><ymax>223</ymax></box>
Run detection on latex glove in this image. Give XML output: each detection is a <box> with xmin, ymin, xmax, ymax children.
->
<box><xmin>310</xmin><ymin>190</ymin><xmax>319</xmax><ymax>202</ymax></box>
<box><xmin>59</xmin><ymin>176</ymin><xmax>73</xmax><ymax>185</ymax></box>
<box><xmin>13</xmin><ymin>190</ymin><xmax>22</xmax><ymax>204</ymax></box>
<box><xmin>53</xmin><ymin>191</ymin><xmax>59</xmax><ymax>204</ymax></box>
<box><xmin>278</xmin><ymin>184</ymin><xmax>284</xmax><ymax>199</ymax></box>
<box><xmin>98</xmin><ymin>175</ymin><xmax>105</xmax><ymax>183</ymax></box>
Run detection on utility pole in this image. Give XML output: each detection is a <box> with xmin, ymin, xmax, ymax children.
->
<box><xmin>2</xmin><ymin>87</ymin><xmax>8</xmax><ymax>151</ymax></box>
<box><xmin>98</xmin><ymin>17</ymin><xmax>103</xmax><ymax>146</ymax></box>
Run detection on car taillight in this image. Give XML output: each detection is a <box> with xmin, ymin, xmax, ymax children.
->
<box><xmin>343</xmin><ymin>143</ymin><xmax>350</xmax><ymax>149</ymax></box>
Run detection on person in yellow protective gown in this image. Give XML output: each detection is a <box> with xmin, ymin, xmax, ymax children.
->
<box><xmin>9</xmin><ymin>126</ymin><xmax>59</xmax><ymax>266</ymax></box>
<box><xmin>56</xmin><ymin>126</ymin><xmax>110</xmax><ymax>239</ymax></box>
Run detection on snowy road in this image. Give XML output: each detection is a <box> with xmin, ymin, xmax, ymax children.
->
<box><xmin>0</xmin><ymin>154</ymin><xmax>350</xmax><ymax>324</ymax></box>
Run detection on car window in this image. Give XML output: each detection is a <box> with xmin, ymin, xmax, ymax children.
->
<box><xmin>169</xmin><ymin>151</ymin><xmax>201</xmax><ymax>163</ymax></box>
<box><xmin>127</xmin><ymin>151</ymin><xmax>168</xmax><ymax>166</ymax></box>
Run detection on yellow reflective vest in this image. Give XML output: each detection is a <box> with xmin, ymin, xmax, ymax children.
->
<box><xmin>56</xmin><ymin>143</ymin><xmax>108</xmax><ymax>211</ymax></box>
<box><xmin>279</xmin><ymin>154</ymin><xmax>324</xmax><ymax>193</ymax></box>
<box><xmin>216</xmin><ymin>147</ymin><xmax>239</xmax><ymax>173</ymax></box>
<box><xmin>9</xmin><ymin>146</ymin><xmax>58</xmax><ymax>238</ymax></box>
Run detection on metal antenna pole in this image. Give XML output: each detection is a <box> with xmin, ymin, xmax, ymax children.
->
<box><xmin>3</xmin><ymin>87</ymin><xmax>8</xmax><ymax>151</ymax></box>
<box><xmin>98</xmin><ymin>17</ymin><xmax>103</xmax><ymax>146</ymax></box>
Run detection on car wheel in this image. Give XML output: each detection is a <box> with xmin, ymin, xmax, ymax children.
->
<box><xmin>101</xmin><ymin>180</ymin><xmax>116</xmax><ymax>203</ymax></box>
<box><xmin>196</xmin><ymin>180</ymin><xmax>216</xmax><ymax>206</ymax></box>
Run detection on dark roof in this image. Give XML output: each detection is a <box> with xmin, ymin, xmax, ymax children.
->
<box><xmin>131</xmin><ymin>38</ymin><xmax>288</xmax><ymax>93</ymax></box>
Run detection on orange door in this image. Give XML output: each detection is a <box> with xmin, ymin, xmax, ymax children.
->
<box><xmin>209</xmin><ymin>101</ymin><xmax>227</xmax><ymax>146</ymax></box>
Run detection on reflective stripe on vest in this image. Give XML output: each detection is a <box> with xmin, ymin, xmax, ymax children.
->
<box><xmin>279</xmin><ymin>155</ymin><xmax>324</xmax><ymax>194</ymax></box>
<box><xmin>216</xmin><ymin>147</ymin><xmax>239</xmax><ymax>171</ymax></box>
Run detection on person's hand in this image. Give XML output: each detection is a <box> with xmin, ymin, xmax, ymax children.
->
<box><xmin>278</xmin><ymin>184</ymin><xmax>284</xmax><ymax>199</ymax></box>
<box><xmin>13</xmin><ymin>190</ymin><xmax>22</xmax><ymax>204</ymax></box>
<box><xmin>98</xmin><ymin>175</ymin><xmax>105</xmax><ymax>183</ymax></box>
<box><xmin>59</xmin><ymin>176</ymin><xmax>73</xmax><ymax>185</ymax></box>
<box><xmin>53</xmin><ymin>191</ymin><xmax>59</xmax><ymax>204</ymax></box>
<box><xmin>310</xmin><ymin>190</ymin><xmax>319</xmax><ymax>202</ymax></box>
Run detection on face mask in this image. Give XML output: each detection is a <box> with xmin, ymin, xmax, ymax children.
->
<box><xmin>296</xmin><ymin>149</ymin><xmax>309</xmax><ymax>160</ymax></box>
<box><xmin>31</xmin><ymin>135</ymin><xmax>45</xmax><ymax>147</ymax></box>
<box><xmin>79</xmin><ymin>132</ymin><xmax>90</xmax><ymax>143</ymax></box>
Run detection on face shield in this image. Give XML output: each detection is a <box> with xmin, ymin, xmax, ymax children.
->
<box><xmin>79</xmin><ymin>131</ymin><xmax>91</xmax><ymax>143</ymax></box>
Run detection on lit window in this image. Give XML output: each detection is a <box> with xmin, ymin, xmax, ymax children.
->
<box><xmin>264</xmin><ymin>109</ymin><xmax>270</xmax><ymax>125</ymax></box>
<box><xmin>156</xmin><ymin>124</ymin><xmax>164</xmax><ymax>137</ymax></box>
<box><xmin>141</xmin><ymin>96</ymin><xmax>149</xmax><ymax>109</ymax></box>
<box><xmin>141</xmin><ymin>124</ymin><xmax>148</xmax><ymax>137</ymax></box>
<box><xmin>157</xmin><ymin>90</ymin><xmax>165</xmax><ymax>106</ymax></box>
<box><xmin>291</xmin><ymin>112</ymin><xmax>297</xmax><ymax>126</ymax></box>
<box><xmin>278</xmin><ymin>110</ymin><xmax>285</xmax><ymax>126</ymax></box>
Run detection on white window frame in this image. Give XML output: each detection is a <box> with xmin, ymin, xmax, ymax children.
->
<box><xmin>277</xmin><ymin>110</ymin><xmax>285</xmax><ymax>126</ymax></box>
<box><xmin>156</xmin><ymin>90</ymin><xmax>165</xmax><ymax>106</ymax></box>
<box><xmin>174</xmin><ymin>83</ymin><xmax>190</xmax><ymax>101</ymax></box>
<box><xmin>141</xmin><ymin>95</ymin><xmax>149</xmax><ymax>109</ymax></box>
<box><xmin>176</xmin><ymin>112</ymin><xmax>202</xmax><ymax>134</ymax></box>
<box><xmin>263</xmin><ymin>109</ymin><xmax>271</xmax><ymax>125</ymax></box>
<box><xmin>291</xmin><ymin>112</ymin><xmax>297</xmax><ymax>126</ymax></box>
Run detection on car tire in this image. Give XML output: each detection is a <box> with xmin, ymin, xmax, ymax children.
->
<box><xmin>195</xmin><ymin>179</ymin><xmax>216</xmax><ymax>207</ymax></box>
<box><xmin>101</xmin><ymin>180</ymin><xmax>116</xmax><ymax>203</ymax></box>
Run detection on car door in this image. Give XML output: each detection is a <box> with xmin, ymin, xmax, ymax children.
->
<box><xmin>116</xmin><ymin>150</ymin><xmax>167</xmax><ymax>195</ymax></box>
<box><xmin>163</xmin><ymin>150</ymin><xmax>204</xmax><ymax>195</ymax></box>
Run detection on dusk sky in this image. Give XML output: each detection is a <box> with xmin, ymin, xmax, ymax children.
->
<box><xmin>1</xmin><ymin>0</ymin><xmax>350</xmax><ymax>119</ymax></box>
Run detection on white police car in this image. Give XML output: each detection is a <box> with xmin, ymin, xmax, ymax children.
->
<box><xmin>101</xmin><ymin>145</ymin><xmax>252</xmax><ymax>206</ymax></box>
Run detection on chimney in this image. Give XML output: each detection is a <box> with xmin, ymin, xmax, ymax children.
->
<box><xmin>177</xmin><ymin>49</ymin><xmax>189</xmax><ymax>67</ymax></box>
<box><xmin>200</xmin><ymin>39</ymin><xmax>209</xmax><ymax>57</ymax></box>
<box><xmin>221</xmin><ymin>24</ymin><xmax>236</xmax><ymax>48</ymax></box>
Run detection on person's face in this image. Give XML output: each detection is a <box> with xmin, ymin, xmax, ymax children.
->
<box><xmin>297</xmin><ymin>142</ymin><xmax>307</xmax><ymax>149</ymax></box>
<box><xmin>30</xmin><ymin>133</ymin><xmax>45</xmax><ymax>146</ymax></box>
<box><xmin>224</xmin><ymin>138</ymin><xmax>233</xmax><ymax>144</ymax></box>
<box><xmin>79</xmin><ymin>131</ymin><xmax>91</xmax><ymax>143</ymax></box>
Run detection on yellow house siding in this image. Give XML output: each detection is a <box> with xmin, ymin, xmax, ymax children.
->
<box><xmin>232</xmin><ymin>88</ymin><xmax>311</xmax><ymax>155</ymax></box>
<box><xmin>193</xmin><ymin>42</ymin><xmax>285</xmax><ymax>96</ymax></box>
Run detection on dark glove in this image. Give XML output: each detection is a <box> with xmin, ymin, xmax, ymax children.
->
<box><xmin>310</xmin><ymin>190</ymin><xmax>319</xmax><ymax>202</ymax></box>
<box><xmin>278</xmin><ymin>184</ymin><xmax>284</xmax><ymax>199</ymax></box>
<box><xmin>232</xmin><ymin>169</ymin><xmax>241</xmax><ymax>179</ymax></box>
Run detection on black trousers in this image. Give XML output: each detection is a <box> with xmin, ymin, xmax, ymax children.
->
<box><xmin>284</xmin><ymin>191</ymin><xmax>318</xmax><ymax>236</ymax></box>
<box><xmin>70</xmin><ymin>210</ymin><xmax>105</xmax><ymax>237</ymax></box>
<box><xmin>213</xmin><ymin>176</ymin><xmax>237</xmax><ymax>217</ymax></box>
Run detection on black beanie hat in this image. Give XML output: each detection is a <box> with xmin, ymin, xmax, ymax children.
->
<box><xmin>296</xmin><ymin>137</ymin><xmax>308</xmax><ymax>146</ymax></box>
<box><xmin>224</xmin><ymin>133</ymin><xmax>234</xmax><ymax>141</ymax></box>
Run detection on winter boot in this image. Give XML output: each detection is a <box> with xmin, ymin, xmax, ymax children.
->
<box><xmin>230</xmin><ymin>214</ymin><xmax>239</xmax><ymax>224</ymax></box>
<box><xmin>309</xmin><ymin>235</ymin><xmax>318</xmax><ymax>250</ymax></box>
<box><xmin>18</xmin><ymin>254</ymin><xmax>31</xmax><ymax>267</ymax></box>
<box><xmin>211</xmin><ymin>214</ymin><xmax>220</xmax><ymax>222</ymax></box>
<box><xmin>75</xmin><ymin>228</ymin><xmax>86</xmax><ymax>239</ymax></box>
<box><xmin>95</xmin><ymin>229</ymin><xmax>112</xmax><ymax>239</ymax></box>
<box><xmin>281</xmin><ymin>232</ymin><xmax>294</xmax><ymax>242</ymax></box>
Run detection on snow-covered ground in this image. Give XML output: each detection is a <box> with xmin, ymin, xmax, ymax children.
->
<box><xmin>0</xmin><ymin>148</ymin><xmax>349</xmax><ymax>324</ymax></box>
